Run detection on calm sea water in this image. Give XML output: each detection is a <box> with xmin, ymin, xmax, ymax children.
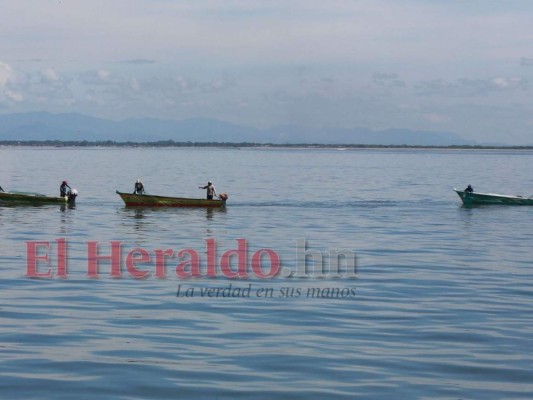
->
<box><xmin>1</xmin><ymin>147</ymin><xmax>532</xmax><ymax>399</ymax></box>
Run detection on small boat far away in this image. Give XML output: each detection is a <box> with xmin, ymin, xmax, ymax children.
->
<box><xmin>454</xmin><ymin>188</ymin><xmax>533</xmax><ymax>206</ymax></box>
<box><xmin>116</xmin><ymin>191</ymin><xmax>228</xmax><ymax>208</ymax></box>
<box><xmin>0</xmin><ymin>189</ymin><xmax>78</xmax><ymax>206</ymax></box>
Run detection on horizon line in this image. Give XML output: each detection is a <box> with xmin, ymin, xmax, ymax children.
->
<box><xmin>1</xmin><ymin>140</ymin><xmax>532</xmax><ymax>150</ymax></box>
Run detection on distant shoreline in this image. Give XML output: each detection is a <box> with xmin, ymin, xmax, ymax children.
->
<box><xmin>0</xmin><ymin>140</ymin><xmax>532</xmax><ymax>150</ymax></box>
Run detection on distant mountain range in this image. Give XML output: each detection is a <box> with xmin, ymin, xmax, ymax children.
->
<box><xmin>0</xmin><ymin>112</ymin><xmax>476</xmax><ymax>145</ymax></box>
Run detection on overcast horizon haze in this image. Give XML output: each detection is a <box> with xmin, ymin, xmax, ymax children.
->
<box><xmin>1</xmin><ymin>1</ymin><xmax>532</xmax><ymax>144</ymax></box>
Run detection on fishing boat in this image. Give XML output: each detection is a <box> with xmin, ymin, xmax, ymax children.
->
<box><xmin>116</xmin><ymin>191</ymin><xmax>228</xmax><ymax>208</ymax></box>
<box><xmin>454</xmin><ymin>188</ymin><xmax>533</xmax><ymax>206</ymax></box>
<box><xmin>0</xmin><ymin>189</ymin><xmax>78</xmax><ymax>205</ymax></box>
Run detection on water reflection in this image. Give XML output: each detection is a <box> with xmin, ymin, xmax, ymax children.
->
<box><xmin>0</xmin><ymin>202</ymin><xmax>57</xmax><ymax>209</ymax></box>
<box><xmin>60</xmin><ymin>204</ymin><xmax>76</xmax><ymax>212</ymax></box>
<box><xmin>118</xmin><ymin>206</ymin><xmax>227</xmax><ymax>220</ymax></box>
<box><xmin>115</xmin><ymin>206</ymin><xmax>228</xmax><ymax>240</ymax></box>
<box><xmin>58</xmin><ymin>203</ymin><xmax>78</xmax><ymax>235</ymax></box>
<box><xmin>205</xmin><ymin>207</ymin><xmax>227</xmax><ymax>219</ymax></box>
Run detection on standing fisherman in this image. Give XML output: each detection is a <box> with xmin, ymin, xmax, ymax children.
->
<box><xmin>60</xmin><ymin>181</ymin><xmax>71</xmax><ymax>198</ymax></box>
<box><xmin>199</xmin><ymin>181</ymin><xmax>217</xmax><ymax>200</ymax></box>
<box><xmin>133</xmin><ymin>179</ymin><xmax>145</xmax><ymax>195</ymax></box>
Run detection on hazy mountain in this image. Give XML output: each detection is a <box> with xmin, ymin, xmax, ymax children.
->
<box><xmin>0</xmin><ymin>112</ymin><xmax>475</xmax><ymax>145</ymax></box>
<box><xmin>263</xmin><ymin>126</ymin><xmax>473</xmax><ymax>146</ymax></box>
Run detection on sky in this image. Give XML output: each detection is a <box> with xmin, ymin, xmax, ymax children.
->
<box><xmin>0</xmin><ymin>0</ymin><xmax>532</xmax><ymax>144</ymax></box>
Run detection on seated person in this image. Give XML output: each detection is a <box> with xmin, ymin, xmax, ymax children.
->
<box><xmin>464</xmin><ymin>184</ymin><xmax>474</xmax><ymax>193</ymax></box>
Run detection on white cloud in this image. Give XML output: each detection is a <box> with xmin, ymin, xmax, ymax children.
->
<box><xmin>0</xmin><ymin>61</ymin><xmax>15</xmax><ymax>88</ymax></box>
<box><xmin>0</xmin><ymin>61</ymin><xmax>24</xmax><ymax>103</ymax></box>
<box><xmin>491</xmin><ymin>77</ymin><xmax>526</xmax><ymax>90</ymax></box>
<box><xmin>424</xmin><ymin>113</ymin><xmax>449</xmax><ymax>124</ymax></box>
<box><xmin>372</xmin><ymin>73</ymin><xmax>406</xmax><ymax>89</ymax></box>
<box><xmin>130</xmin><ymin>78</ymin><xmax>140</xmax><ymax>91</ymax></box>
<box><xmin>5</xmin><ymin>89</ymin><xmax>24</xmax><ymax>102</ymax></box>
<box><xmin>415</xmin><ymin>77</ymin><xmax>528</xmax><ymax>97</ymax></box>
<box><xmin>175</xmin><ymin>76</ymin><xmax>190</xmax><ymax>90</ymax></box>
<box><xmin>41</xmin><ymin>68</ymin><xmax>59</xmax><ymax>82</ymax></box>
<box><xmin>78</xmin><ymin>70</ymin><xmax>111</xmax><ymax>85</ymax></box>
<box><xmin>120</xmin><ymin>59</ymin><xmax>155</xmax><ymax>65</ymax></box>
<box><xmin>97</xmin><ymin>70</ymin><xmax>110</xmax><ymax>81</ymax></box>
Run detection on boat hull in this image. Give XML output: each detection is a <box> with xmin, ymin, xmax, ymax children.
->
<box><xmin>116</xmin><ymin>191</ymin><xmax>226</xmax><ymax>208</ymax></box>
<box><xmin>0</xmin><ymin>192</ymin><xmax>68</xmax><ymax>205</ymax></box>
<box><xmin>454</xmin><ymin>189</ymin><xmax>533</xmax><ymax>206</ymax></box>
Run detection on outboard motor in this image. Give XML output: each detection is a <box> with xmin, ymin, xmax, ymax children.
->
<box><xmin>68</xmin><ymin>189</ymin><xmax>78</xmax><ymax>205</ymax></box>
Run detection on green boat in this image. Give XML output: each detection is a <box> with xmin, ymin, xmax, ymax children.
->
<box><xmin>454</xmin><ymin>188</ymin><xmax>533</xmax><ymax>206</ymax></box>
<box><xmin>116</xmin><ymin>191</ymin><xmax>227</xmax><ymax>208</ymax></box>
<box><xmin>0</xmin><ymin>190</ymin><xmax>78</xmax><ymax>205</ymax></box>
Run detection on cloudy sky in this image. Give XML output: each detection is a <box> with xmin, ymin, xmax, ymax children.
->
<box><xmin>1</xmin><ymin>0</ymin><xmax>532</xmax><ymax>144</ymax></box>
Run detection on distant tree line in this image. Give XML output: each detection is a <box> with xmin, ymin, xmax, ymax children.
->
<box><xmin>0</xmin><ymin>140</ymin><xmax>532</xmax><ymax>150</ymax></box>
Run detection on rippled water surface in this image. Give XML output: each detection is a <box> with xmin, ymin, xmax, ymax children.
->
<box><xmin>1</xmin><ymin>147</ymin><xmax>532</xmax><ymax>399</ymax></box>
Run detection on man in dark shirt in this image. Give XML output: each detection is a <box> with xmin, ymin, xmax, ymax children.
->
<box><xmin>60</xmin><ymin>181</ymin><xmax>71</xmax><ymax>197</ymax></box>
<box><xmin>133</xmin><ymin>179</ymin><xmax>145</xmax><ymax>195</ymax></box>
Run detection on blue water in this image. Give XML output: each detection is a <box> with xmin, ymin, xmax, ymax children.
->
<box><xmin>1</xmin><ymin>147</ymin><xmax>532</xmax><ymax>399</ymax></box>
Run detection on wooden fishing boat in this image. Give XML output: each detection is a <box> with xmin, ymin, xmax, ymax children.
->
<box><xmin>454</xmin><ymin>188</ymin><xmax>533</xmax><ymax>206</ymax></box>
<box><xmin>0</xmin><ymin>190</ymin><xmax>77</xmax><ymax>205</ymax></box>
<box><xmin>116</xmin><ymin>191</ymin><xmax>228</xmax><ymax>208</ymax></box>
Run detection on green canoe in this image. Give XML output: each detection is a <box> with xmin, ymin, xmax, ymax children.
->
<box><xmin>0</xmin><ymin>191</ymin><xmax>69</xmax><ymax>205</ymax></box>
<box><xmin>454</xmin><ymin>188</ymin><xmax>533</xmax><ymax>206</ymax></box>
